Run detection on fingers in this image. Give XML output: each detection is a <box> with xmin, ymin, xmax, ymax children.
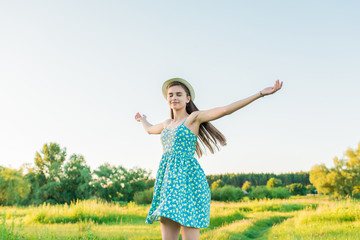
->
<box><xmin>135</xmin><ymin>112</ymin><xmax>142</xmax><ymax>121</ymax></box>
<box><xmin>275</xmin><ymin>80</ymin><xmax>283</xmax><ymax>91</ymax></box>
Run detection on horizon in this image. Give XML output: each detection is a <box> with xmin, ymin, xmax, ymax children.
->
<box><xmin>1</xmin><ymin>1</ymin><xmax>359</xmax><ymax>179</ymax></box>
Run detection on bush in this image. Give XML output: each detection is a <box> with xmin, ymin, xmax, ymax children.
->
<box><xmin>287</xmin><ymin>183</ymin><xmax>306</xmax><ymax>195</ymax></box>
<box><xmin>270</xmin><ymin>187</ymin><xmax>290</xmax><ymax>199</ymax></box>
<box><xmin>220</xmin><ymin>186</ymin><xmax>244</xmax><ymax>201</ymax></box>
<box><xmin>45</xmin><ymin>199</ymin><xmax>58</xmax><ymax>205</ymax></box>
<box><xmin>211</xmin><ymin>185</ymin><xmax>244</xmax><ymax>202</ymax></box>
<box><xmin>249</xmin><ymin>186</ymin><xmax>271</xmax><ymax>200</ymax></box>
<box><xmin>133</xmin><ymin>188</ymin><xmax>153</xmax><ymax>204</ymax></box>
<box><xmin>306</xmin><ymin>184</ymin><xmax>317</xmax><ymax>194</ymax></box>
<box><xmin>352</xmin><ymin>186</ymin><xmax>360</xmax><ymax>199</ymax></box>
<box><xmin>211</xmin><ymin>187</ymin><xmax>221</xmax><ymax>201</ymax></box>
<box><xmin>249</xmin><ymin>186</ymin><xmax>290</xmax><ymax>200</ymax></box>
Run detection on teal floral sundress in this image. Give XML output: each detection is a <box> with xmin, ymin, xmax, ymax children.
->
<box><xmin>145</xmin><ymin>117</ymin><xmax>211</xmax><ymax>228</ymax></box>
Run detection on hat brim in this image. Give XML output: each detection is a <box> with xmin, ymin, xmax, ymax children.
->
<box><xmin>162</xmin><ymin>78</ymin><xmax>195</xmax><ymax>101</ymax></box>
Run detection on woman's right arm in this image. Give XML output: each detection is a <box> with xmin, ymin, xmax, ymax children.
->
<box><xmin>135</xmin><ymin>112</ymin><xmax>168</xmax><ymax>135</ymax></box>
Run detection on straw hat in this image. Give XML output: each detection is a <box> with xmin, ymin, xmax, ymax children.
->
<box><xmin>162</xmin><ymin>78</ymin><xmax>195</xmax><ymax>101</ymax></box>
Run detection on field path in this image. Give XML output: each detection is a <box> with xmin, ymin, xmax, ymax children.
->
<box><xmin>239</xmin><ymin>215</ymin><xmax>291</xmax><ymax>239</ymax></box>
<box><xmin>199</xmin><ymin>213</ymin><xmax>294</xmax><ymax>240</ymax></box>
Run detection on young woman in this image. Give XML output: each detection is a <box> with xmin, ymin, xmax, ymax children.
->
<box><xmin>135</xmin><ymin>78</ymin><xmax>283</xmax><ymax>240</ymax></box>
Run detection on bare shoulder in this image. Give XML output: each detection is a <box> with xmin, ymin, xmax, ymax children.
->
<box><xmin>162</xmin><ymin>118</ymin><xmax>172</xmax><ymax>128</ymax></box>
<box><xmin>189</xmin><ymin>110</ymin><xmax>200</xmax><ymax>118</ymax></box>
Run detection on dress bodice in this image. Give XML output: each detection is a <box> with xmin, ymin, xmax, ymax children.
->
<box><xmin>147</xmin><ymin>118</ymin><xmax>210</xmax><ymax>229</ymax></box>
<box><xmin>161</xmin><ymin>121</ymin><xmax>197</xmax><ymax>157</ymax></box>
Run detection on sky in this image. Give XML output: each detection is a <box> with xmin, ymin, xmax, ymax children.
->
<box><xmin>0</xmin><ymin>1</ymin><xmax>359</xmax><ymax>179</ymax></box>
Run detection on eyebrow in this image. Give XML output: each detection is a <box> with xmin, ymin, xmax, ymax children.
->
<box><xmin>168</xmin><ymin>91</ymin><xmax>183</xmax><ymax>94</ymax></box>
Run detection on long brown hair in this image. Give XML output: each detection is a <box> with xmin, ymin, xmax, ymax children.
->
<box><xmin>167</xmin><ymin>81</ymin><xmax>227</xmax><ymax>158</ymax></box>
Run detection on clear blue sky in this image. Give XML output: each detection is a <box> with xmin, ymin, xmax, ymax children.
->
<box><xmin>1</xmin><ymin>1</ymin><xmax>359</xmax><ymax>178</ymax></box>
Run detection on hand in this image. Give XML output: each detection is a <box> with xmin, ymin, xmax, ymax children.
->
<box><xmin>135</xmin><ymin>112</ymin><xmax>146</xmax><ymax>122</ymax></box>
<box><xmin>261</xmin><ymin>80</ymin><xmax>283</xmax><ymax>96</ymax></box>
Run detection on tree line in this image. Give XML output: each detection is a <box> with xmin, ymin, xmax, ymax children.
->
<box><xmin>0</xmin><ymin>142</ymin><xmax>312</xmax><ymax>206</ymax></box>
<box><xmin>0</xmin><ymin>143</ymin><xmax>154</xmax><ymax>206</ymax></box>
<box><xmin>310</xmin><ymin>142</ymin><xmax>360</xmax><ymax>198</ymax></box>
<box><xmin>206</xmin><ymin>171</ymin><xmax>310</xmax><ymax>189</ymax></box>
<box><xmin>10</xmin><ymin>141</ymin><xmax>358</xmax><ymax>206</ymax></box>
<box><xmin>206</xmin><ymin>141</ymin><xmax>360</xmax><ymax>200</ymax></box>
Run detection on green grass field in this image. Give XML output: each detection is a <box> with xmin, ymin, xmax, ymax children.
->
<box><xmin>1</xmin><ymin>196</ymin><xmax>359</xmax><ymax>239</ymax></box>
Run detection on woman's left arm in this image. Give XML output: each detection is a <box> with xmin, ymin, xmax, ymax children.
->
<box><xmin>196</xmin><ymin>80</ymin><xmax>283</xmax><ymax>123</ymax></box>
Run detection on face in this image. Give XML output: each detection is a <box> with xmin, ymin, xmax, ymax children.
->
<box><xmin>166</xmin><ymin>85</ymin><xmax>190</xmax><ymax>110</ymax></box>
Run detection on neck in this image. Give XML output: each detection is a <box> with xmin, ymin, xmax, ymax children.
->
<box><xmin>172</xmin><ymin>109</ymin><xmax>189</xmax><ymax>121</ymax></box>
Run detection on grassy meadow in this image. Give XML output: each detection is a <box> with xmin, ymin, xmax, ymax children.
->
<box><xmin>1</xmin><ymin>196</ymin><xmax>359</xmax><ymax>240</ymax></box>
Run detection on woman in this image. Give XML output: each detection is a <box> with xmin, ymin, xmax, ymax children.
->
<box><xmin>135</xmin><ymin>78</ymin><xmax>283</xmax><ymax>240</ymax></box>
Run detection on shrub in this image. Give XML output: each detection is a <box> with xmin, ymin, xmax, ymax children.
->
<box><xmin>270</xmin><ymin>187</ymin><xmax>290</xmax><ymax>199</ymax></box>
<box><xmin>306</xmin><ymin>184</ymin><xmax>317</xmax><ymax>194</ymax></box>
<box><xmin>352</xmin><ymin>186</ymin><xmax>360</xmax><ymax>199</ymax></box>
<box><xmin>249</xmin><ymin>186</ymin><xmax>271</xmax><ymax>200</ymax></box>
<box><xmin>45</xmin><ymin>199</ymin><xmax>58</xmax><ymax>205</ymax></box>
<box><xmin>249</xmin><ymin>186</ymin><xmax>290</xmax><ymax>200</ymax></box>
<box><xmin>287</xmin><ymin>183</ymin><xmax>306</xmax><ymax>195</ymax></box>
<box><xmin>133</xmin><ymin>188</ymin><xmax>153</xmax><ymax>204</ymax></box>
<box><xmin>220</xmin><ymin>186</ymin><xmax>244</xmax><ymax>202</ymax></box>
<box><xmin>211</xmin><ymin>187</ymin><xmax>221</xmax><ymax>201</ymax></box>
<box><xmin>211</xmin><ymin>185</ymin><xmax>244</xmax><ymax>202</ymax></box>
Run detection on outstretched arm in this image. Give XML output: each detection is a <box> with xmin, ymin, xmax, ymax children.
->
<box><xmin>196</xmin><ymin>80</ymin><xmax>283</xmax><ymax>124</ymax></box>
<box><xmin>135</xmin><ymin>113</ymin><xmax>167</xmax><ymax>135</ymax></box>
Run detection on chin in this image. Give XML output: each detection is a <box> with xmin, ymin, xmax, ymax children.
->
<box><xmin>171</xmin><ymin>106</ymin><xmax>183</xmax><ymax>110</ymax></box>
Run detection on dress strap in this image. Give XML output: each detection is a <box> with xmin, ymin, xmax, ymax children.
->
<box><xmin>181</xmin><ymin>117</ymin><xmax>188</xmax><ymax>125</ymax></box>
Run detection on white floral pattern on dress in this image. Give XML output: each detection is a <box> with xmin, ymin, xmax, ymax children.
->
<box><xmin>145</xmin><ymin>118</ymin><xmax>211</xmax><ymax>228</ymax></box>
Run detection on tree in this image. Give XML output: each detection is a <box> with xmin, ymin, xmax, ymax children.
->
<box><xmin>242</xmin><ymin>181</ymin><xmax>252</xmax><ymax>192</ymax></box>
<box><xmin>126</xmin><ymin>167</ymin><xmax>151</xmax><ymax>199</ymax></box>
<box><xmin>206</xmin><ymin>172</ymin><xmax>310</xmax><ymax>189</ymax></box>
<box><xmin>92</xmin><ymin>163</ymin><xmax>151</xmax><ymax>202</ymax></box>
<box><xmin>34</xmin><ymin>143</ymin><xmax>66</xmax><ymax>182</ymax></box>
<box><xmin>0</xmin><ymin>167</ymin><xmax>31</xmax><ymax>205</ymax></box>
<box><xmin>266</xmin><ymin>178</ymin><xmax>283</xmax><ymax>188</ymax></box>
<box><xmin>33</xmin><ymin>143</ymin><xmax>67</xmax><ymax>204</ymax></box>
<box><xmin>92</xmin><ymin>163</ymin><xmax>118</xmax><ymax>202</ymax></box>
<box><xmin>310</xmin><ymin>142</ymin><xmax>360</xmax><ymax>198</ymax></box>
<box><xmin>309</xmin><ymin>164</ymin><xmax>331</xmax><ymax>194</ymax></box>
<box><xmin>211</xmin><ymin>179</ymin><xmax>225</xmax><ymax>190</ymax></box>
<box><xmin>62</xmin><ymin>154</ymin><xmax>93</xmax><ymax>203</ymax></box>
<box><xmin>287</xmin><ymin>183</ymin><xmax>306</xmax><ymax>195</ymax></box>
